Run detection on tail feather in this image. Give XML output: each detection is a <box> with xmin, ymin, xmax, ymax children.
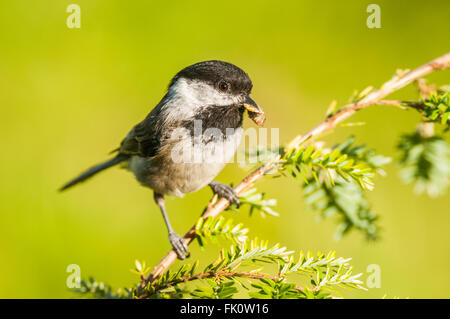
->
<box><xmin>60</xmin><ymin>154</ymin><xmax>128</xmax><ymax>191</ymax></box>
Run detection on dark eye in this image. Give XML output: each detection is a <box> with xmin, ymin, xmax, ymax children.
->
<box><xmin>218</xmin><ymin>81</ymin><xmax>229</xmax><ymax>92</ymax></box>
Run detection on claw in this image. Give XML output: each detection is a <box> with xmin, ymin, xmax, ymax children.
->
<box><xmin>209</xmin><ymin>182</ymin><xmax>240</xmax><ymax>207</ymax></box>
<box><xmin>169</xmin><ymin>232</ymin><xmax>190</xmax><ymax>260</ymax></box>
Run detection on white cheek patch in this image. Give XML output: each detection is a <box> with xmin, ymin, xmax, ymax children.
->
<box><xmin>185</xmin><ymin>79</ymin><xmax>239</xmax><ymax>106</ymax></box>
<box><xmin>161</xmin><ymin>78</ymin><xmax>241</xmax><ymax>123</ymax></box>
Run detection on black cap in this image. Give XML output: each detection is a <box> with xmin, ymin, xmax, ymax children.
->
<box><xmin>169</xmin><ymin>60</ymin><xmax>253</xmax><ymax>95</ymax></box>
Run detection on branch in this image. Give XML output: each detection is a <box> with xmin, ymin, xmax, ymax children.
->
<box><xmin>145</xmin><ymin>270</ymin><xmax>297</xmax><ymax>297</ymax></box>
<box><xmin>376</xmin><ymin>99</ymin><xmax>424</xmax><ymax>110</ymax></box>
<box><xmin>141</xmin><ymin>52</ymin><xmax>450</xmax><ymax>289</ymax></box>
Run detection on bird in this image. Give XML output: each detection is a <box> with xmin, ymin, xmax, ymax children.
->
<box><xmin>60</xmin><ymin>60</ymin><xmax>265</xmax><ymax>260</ymax></box>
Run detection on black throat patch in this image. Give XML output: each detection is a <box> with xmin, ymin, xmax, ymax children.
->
<box><xmin>182</xmin><ymin>105</ymin><xmax>245</xmax><ymax>137</ymax></box>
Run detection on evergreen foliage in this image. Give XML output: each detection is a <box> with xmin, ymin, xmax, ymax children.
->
<box><xmin>74</xmin><ymin>67</ymin><xmax>449</xmax><ymax>299</ymax></box>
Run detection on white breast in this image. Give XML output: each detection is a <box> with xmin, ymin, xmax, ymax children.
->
<box><xmin>128</xmin><ymin>127</ymin><xmax>243</xmax><ymax>197</ymax></box>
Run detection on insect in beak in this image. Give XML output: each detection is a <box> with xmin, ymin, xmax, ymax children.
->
<box><xmin>243</xmin><ymin>96</ymin><xmax>265</xmax><ymax>126</ymax></box>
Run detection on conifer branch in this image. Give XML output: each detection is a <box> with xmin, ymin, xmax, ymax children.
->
<box><xmin>142</xmin><ymin>52</ymin><xmax>450</xmax><ymax>288</ymax></box>
<box><xmin>133</xmin><ymin>236</ymin><xmax>364</xmax><ymax>299</ymax></box>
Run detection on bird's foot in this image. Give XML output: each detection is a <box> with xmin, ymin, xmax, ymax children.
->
<box><xmin>169</xmin><ymin>231</ymin><xmax>190</xmax><ymax>260</ymax></box>
<box><xmin>209</xmin><ymin>181</ymin><xmax>240</xmax><ymax>207</ymax></box>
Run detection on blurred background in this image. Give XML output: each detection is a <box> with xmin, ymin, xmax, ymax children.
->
<box><xmin>0</xmin><ymin>0</ymin><xmax>449</xmax><ymax>298</ymax></box>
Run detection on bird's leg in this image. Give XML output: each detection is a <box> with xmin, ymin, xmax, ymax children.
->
<box><xmin>208</xmin><ymin>181</ymin><xmax>240</xmax><ymax>207</ymax></box>
<box><xmin>153</xmin><ymin>192</ymin><xmax>189</xmax><ymax>260</ymax></box>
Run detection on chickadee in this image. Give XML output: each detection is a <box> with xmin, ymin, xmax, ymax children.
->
<box><xmin>60</xmin><ymin>60</ymin><xmax>265</xmax><ymax>259</ymax></box>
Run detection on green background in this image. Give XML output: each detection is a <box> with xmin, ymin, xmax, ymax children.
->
<box><xmin>0</xmin><ymin>0</ymin><xmax>449</xmax><ymax>298</ymax></box>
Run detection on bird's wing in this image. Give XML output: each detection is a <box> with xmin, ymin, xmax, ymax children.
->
<box><xmin>118</xmin><ymin>101</ymin><xmax>165</xmax><ymax>158</ymax></box>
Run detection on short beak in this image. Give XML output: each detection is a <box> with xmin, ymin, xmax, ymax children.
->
<box><xmin>243</xmin><ymin>96</ymin><xmax>265</xmax><ymax>126</ymax></box>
